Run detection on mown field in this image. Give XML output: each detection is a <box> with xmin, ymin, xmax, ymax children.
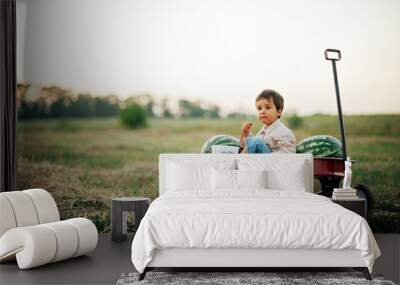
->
<box><xmin>16</xmin><ymin>114</ymin><xmax>400</xmax><ymax>233</ymax></box>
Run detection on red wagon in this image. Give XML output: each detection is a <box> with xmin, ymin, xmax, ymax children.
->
<box><xmin>315</xmin><ymin>49</ymin><xmax>373</xmax><ymax>218</ymax></box>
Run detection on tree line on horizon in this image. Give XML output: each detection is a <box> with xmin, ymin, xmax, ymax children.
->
<box><xmin>16</xmin><ymin>84</ymin><xmax>241</xmax><ymax>120</ymax></box>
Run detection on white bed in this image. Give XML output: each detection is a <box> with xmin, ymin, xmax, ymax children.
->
<box><xmin>131</xmin><ymin>154</ymin><xmax>380</xmax><ymax>280</ymax></box>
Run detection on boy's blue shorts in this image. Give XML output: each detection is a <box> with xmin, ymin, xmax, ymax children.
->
<box><xmin>246</xmin><ymin>137</ymin><xmax>271</xmax><ymax>153</ymax></box>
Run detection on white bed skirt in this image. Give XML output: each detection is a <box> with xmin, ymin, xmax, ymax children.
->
<box><xmin>148</xmin><ymin>248</ymin><xmax>366</xmax><ymax>268</ymax></box>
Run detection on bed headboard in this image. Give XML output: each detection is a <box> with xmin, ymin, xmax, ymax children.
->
<box><xmin>159</xmin><ymin>154</ymin><xmax>314</xmax><ymax>195</ymax></box>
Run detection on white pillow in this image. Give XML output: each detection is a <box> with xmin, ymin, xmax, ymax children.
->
<box><xmin>167</xmin><ymin>163</ymin><xmax>209</xmax><ymax>191</ymax></box>
<box><xmin>237</xmin><ymin>158</ymin><xmax>308</xmax><ymax>192</ymax></box>
<box><xmin>266</xmin><ymin>162</ymin><xmax>308</xmax><ymax>191</ymax></box>
<box><xmin>210</xmin><ymin>168</ymin><xmax>267</xmax><ymax>190</ymax></box>
<box><xmin>211</xmin><ymin>168</ymin><xmax>236</xmax><ymax>190</ymax></box>
<box><xmin>166</xmin><ymin>159</ymin><xmax>236</xmax><ymax>192</ymax></box>
<box><xmin>236</xmin><ymin>169</ymin><xmax>267</xmax><ymax>189</ymax></box>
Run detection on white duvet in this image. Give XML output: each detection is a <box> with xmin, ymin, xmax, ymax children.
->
<box><xmin>131</xmin><ymin>190</ymin><xmax>380</xmax><ymax>273</ymax></box>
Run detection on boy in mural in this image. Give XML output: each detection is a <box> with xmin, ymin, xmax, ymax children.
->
<box><xmin>240</xmin><ymin>89</ymin><xmax>296</xmax><ymax>153</ymax></box>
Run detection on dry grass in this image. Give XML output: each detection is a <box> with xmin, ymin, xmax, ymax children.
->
<box><xmin>16</xmin><ymin>115</ymin><xmax>400</xmax><ymax>233</ymax></box>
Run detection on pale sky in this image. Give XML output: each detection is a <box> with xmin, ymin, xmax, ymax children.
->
<box><xmin>17</xmin><ymin>0</ymin><xmax>400</xmax><ymax>115</ymax></box>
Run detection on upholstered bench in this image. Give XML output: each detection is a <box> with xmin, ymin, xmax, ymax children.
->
<box><xmin>0</xmin><ymin>189</ymin><xmax>98</xmax><ymax>269</ymax></box>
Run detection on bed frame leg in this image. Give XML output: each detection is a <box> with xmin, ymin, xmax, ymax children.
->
<box><xmin>138</xmin><ymin>268</ymin><xmax>148</xmax><ymax>281</ymax></box>
<box><xmin>354</xmin><ymin>267</ymin><xmax>371</xmax><ymax>280</ymax></box>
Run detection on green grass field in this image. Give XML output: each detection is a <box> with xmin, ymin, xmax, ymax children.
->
<box><xmin>16</xmin><ymin>115</ymin><xmax>400</xmax><ymax>233</ymax></box>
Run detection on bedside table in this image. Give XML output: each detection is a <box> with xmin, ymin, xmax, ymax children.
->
<box><xmin>111</xmin><ymin>197</ymin><xmax>151</xmax><ymax>242</ymax></box>
<box><xmin>331</xmin><ymin>198</ymin><xmax>367</xmax><ymax>219</ymax></box>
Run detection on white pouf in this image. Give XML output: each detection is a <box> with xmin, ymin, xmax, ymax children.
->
<box><xmin>0</xmin><ymin>189</ymin><xmax>98</xmax><ymax>269</ymax></box>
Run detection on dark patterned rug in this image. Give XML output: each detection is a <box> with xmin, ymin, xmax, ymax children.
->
<box><xmin>116</xmin><ymin>271</ymin><xmax>396</xmax><ymax>285</ymax></box>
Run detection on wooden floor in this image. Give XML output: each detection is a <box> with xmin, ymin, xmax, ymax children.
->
<box><xmin>0</xmin><ymin>234</ymin><xmax>399</xmax><ymax>285</ymax></box>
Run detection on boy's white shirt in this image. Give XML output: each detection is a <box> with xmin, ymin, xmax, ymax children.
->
<box><xmin>250</xmin><ymin>119</ymin><xmax>296</xmax><ymax>153</ymax></box>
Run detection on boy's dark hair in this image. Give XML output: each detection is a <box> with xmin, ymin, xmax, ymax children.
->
<box><xmin>255</xmin><ymin>89</ymin><xmax>284</xmax><ymax>118</ymax></box>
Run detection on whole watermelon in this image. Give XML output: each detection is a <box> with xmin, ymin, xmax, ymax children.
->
<box><xmin>296</xmin><ymin>135</ymin><xmax>343</xmax><ymax>158</ymax></box>
<box><xmin>201</xmin><ymin>135</ymin><xmax>241</xmax><ymax>154</ymax></box>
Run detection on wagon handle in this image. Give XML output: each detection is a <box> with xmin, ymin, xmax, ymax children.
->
<box><xmin>325</xmin><ymin>49</ymin><xmax>341</xmax><ymax>61</ymax></box>
<box><xmin>325</xmin><ymin>48</ymin><xmax>347</xmax><ymax>161</ymax></box>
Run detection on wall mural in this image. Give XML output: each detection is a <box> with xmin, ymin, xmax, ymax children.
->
<box><xmin>16</xmin><ymin>0</ymin><xmax>400</xmax><ymax>234</ymax></box>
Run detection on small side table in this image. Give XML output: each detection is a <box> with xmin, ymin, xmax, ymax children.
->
<box><xmin>331</xmin><ymin>198</ymin><xmax>367</xmax><ymax>219</ymax></box>
<box><xmin>112</xmin><ymin>197</ymin><xmax>150</xmax><ymax>242</ymax></box>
